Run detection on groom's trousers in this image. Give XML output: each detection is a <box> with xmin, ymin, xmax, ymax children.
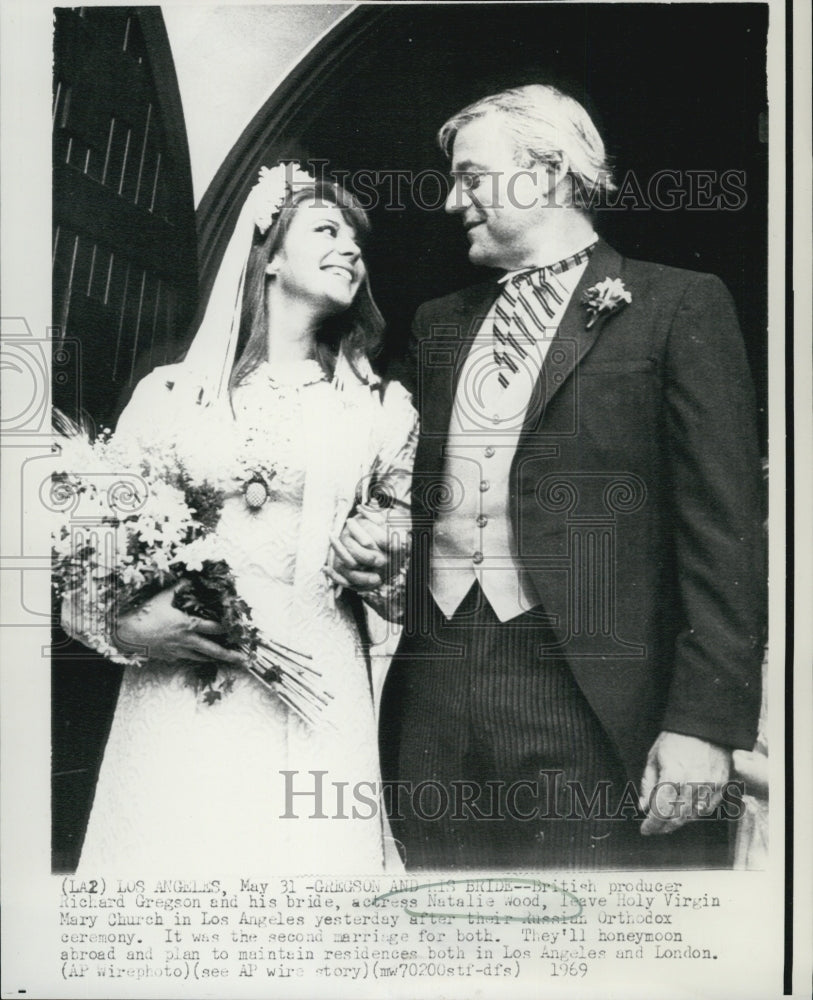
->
<box><xmin>380</xmin><ymin>582</ymin><xmax>731</xmax><ymax>870</ymax></box>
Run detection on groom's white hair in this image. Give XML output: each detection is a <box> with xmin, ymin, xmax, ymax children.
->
<box><xmin>438</xmin><ymin>83</ymin><xmax>616</xmax><ymax>196</ymax></box>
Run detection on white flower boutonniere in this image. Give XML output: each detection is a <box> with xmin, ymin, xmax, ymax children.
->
<box><xmin>581</xmin><ymin>277</ymin><xmax>632</xmax><ymax>329</ymax></box>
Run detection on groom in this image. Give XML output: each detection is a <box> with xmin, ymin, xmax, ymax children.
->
<box><xmin>369</xmin><ymin>84</ymin><xmax>766</xmax><ymax>870</ymax></box>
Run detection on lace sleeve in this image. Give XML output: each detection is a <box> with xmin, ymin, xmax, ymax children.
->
<box><xmin>55</xmin><ymin>364</ymin><xmax>184</xmax><ymax>666</ymax></box>
<box><xmin>60</xmin><ymin>591</ymin><xmax>145</xmax><ymax>667</ymax></box>
<box><xmin>358</xmin><ymin>381</ymin><xmax>419</xmax><ymax>624</ymax></box>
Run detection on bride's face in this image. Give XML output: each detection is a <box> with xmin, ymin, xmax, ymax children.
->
<box><xmin>267</xmin><ymin>200</ymin><xmax>366</xmax><ymax>316</ymax></box>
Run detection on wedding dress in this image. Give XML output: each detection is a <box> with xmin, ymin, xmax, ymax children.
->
<box><xmin>76</xmin><ymin>357</ymin><xmax>416</xmax><ymax>874</ymax></box>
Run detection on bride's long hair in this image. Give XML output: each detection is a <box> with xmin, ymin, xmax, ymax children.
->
<box><xmin>229</xmin><ymin>181</ymin><xmax>385</xmax><ymax>392</ymax></box>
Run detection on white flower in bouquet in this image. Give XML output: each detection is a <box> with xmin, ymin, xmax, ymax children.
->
<box><xmin>51</xmin><ymin>414</ymin><xmax>327</xmax><ymax>723</ymax></box>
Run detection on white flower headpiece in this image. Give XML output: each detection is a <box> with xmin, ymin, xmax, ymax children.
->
<box><xmin>252</xmin><ymin>163</ymin><xmax>315</xmax><ymax>235</ymax></box>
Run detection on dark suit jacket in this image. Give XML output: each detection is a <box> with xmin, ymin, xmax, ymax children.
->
<box><xmin>399</xmin><ymin>239</ymin><xmax>766</xmax><ymax>782</ymax></box>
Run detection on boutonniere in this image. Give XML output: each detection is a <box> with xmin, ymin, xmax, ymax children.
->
<box><xmin>581</xmin><ymin>277</ymin><xmax>632</xmax><ymax>329</ymax></box>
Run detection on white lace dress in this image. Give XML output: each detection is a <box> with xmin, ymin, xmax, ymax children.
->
<box><xmin>76</xmin><ymin>359</ymin><xmax>417</xmax><ymax>874</ymax></box>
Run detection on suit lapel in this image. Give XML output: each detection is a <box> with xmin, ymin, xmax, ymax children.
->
<box><xmin>422</xmin><ymin>279</ymin><xmax>500</xmax><ymax>439</ymax></box>
<box><xmin>524</xmin><ymin>239</ymin><xmax>625</xmax><ymax>433</ymax></box>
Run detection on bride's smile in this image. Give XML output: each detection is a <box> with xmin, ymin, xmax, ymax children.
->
<box><xmin>267</xmin><ymin>200</ymin><xmax>365</xmax><ymax>317</ymax></box>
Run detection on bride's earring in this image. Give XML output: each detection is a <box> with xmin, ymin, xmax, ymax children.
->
<box><xmin>265</xmin><ymin>260</ymin><xmax>279</xmax><ymax>277</ymax></box>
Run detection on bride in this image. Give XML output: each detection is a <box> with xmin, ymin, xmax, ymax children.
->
<box><xmin>67</xmin><ymin>164</ymin><xmax>417</xmax><ymax>873</ymax></box>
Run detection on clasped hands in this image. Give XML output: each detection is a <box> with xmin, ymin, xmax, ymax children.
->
<box><xmin>324</xmin><ymin>506</ymin><xmax>404</xmax><ymax>593</ymax></box>
<box><xmin>638</xmin><ymin>731</ymin><xmax>732</xmax><ymax>835</ymax></box>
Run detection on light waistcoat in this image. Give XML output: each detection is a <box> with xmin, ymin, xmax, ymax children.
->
<box><xmin>430</xmin><ymin>255</ymin><xmax>590</xmax><ymax>622</ymax></box>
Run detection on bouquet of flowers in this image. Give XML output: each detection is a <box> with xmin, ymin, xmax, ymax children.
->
<box><xmin>50</xmin><ymin>413</ymin><xmax>328</xmax><ymax>724</ymax></box>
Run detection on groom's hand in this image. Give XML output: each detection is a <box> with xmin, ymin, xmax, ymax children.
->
<box><xmin>326</xmin><ymin>513</ymin><xmax>391</xmax><ymax>592</ymax></box>
<box><xmin>638</xmin><ymin>731</ymin><xmax>731</xmax><ymax>835</ymax></box>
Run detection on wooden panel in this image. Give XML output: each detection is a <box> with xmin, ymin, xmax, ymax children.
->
<box><xmin>52</xmin><ymin>7</ymin><xmax>196</xmax><ymax>429</ymax></box>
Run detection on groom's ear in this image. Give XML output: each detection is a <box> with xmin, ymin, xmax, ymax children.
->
<box><xmin>535</xmin><ymin>151</ymin><xmax>571</xmax><ymax>205</ymax></box>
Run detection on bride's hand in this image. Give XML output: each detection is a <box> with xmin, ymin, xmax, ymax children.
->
<box><xmin>114</xmin><ymin>587</ymin><xmax>247</xmax><ymax>666</ymax></box>
<box><xmin>326</xmin><ymin>512</ymin><xmax>393</xmax><ymax>593</ymax></box>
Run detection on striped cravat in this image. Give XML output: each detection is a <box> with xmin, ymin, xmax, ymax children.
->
<box><xmin>492</xmin><ymin>244</ymin><xmax>596</xmax><ymax>389</ymax></box>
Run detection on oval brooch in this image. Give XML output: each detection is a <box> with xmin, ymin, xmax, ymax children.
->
<box><xmin>243</xmin><ymin>473</ymin><xmax>273</xmax><ymax>510</ymax></box>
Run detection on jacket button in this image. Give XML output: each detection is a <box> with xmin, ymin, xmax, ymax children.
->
<box><xmin>479</xmin><ymin>480</ymin><xmax>490</xmax><ymax>492</ymax></box>
<box><xmin>476</xmin><ymin>514</ymin><xmax>488</xmax><ymax>528</ymax></box>
<box><xmin>472</xmin><ymin>551</ymin><xmax>484</xmax><ymax>564</ymax></box>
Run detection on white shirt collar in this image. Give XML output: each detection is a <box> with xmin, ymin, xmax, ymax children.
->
<box><xmin>497</xmin><ymin>235</ymin><xmax>599</xmax><ymax>284</ymax></box>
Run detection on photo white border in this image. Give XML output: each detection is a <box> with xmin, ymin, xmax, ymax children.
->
<box><xmin>1</xmin><ymin>1</ymin><xmax>809</xmax><ymax>997</ymax></box>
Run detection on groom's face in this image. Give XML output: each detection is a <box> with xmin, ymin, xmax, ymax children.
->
<box><xmin>445</xmin><ymin>115</ymin><xmax>554</xmax><ymax>270</ymax></box>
